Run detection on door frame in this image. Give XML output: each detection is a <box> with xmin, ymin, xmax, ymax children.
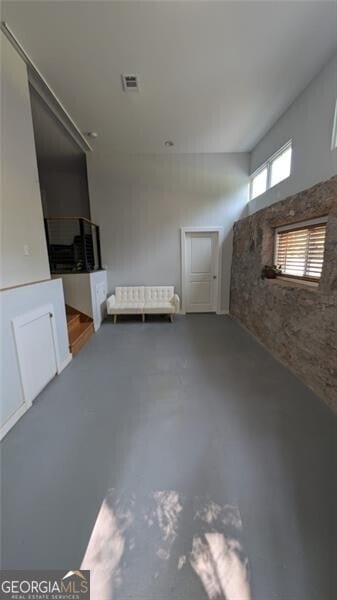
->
<box><xmin>180</xmin><ymin>226</ymin><xmax>224</xmax><ymax>315</ymax></box>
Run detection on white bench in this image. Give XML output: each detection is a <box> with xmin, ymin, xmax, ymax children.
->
<box><xmin>107</xmin><ymin>286</ymin><xmax>180</xmax><ymax>323</ymax></box>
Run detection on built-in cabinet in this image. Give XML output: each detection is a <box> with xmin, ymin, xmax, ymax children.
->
<box><xmin>12</xmin><ymin>306</ymin><xmax>58</xmax><ymax>406</ymax></box>
<box><xmin>0</xmin><ymin>279</ymin><xmax>71</xmax><ymax>440</ymax></box>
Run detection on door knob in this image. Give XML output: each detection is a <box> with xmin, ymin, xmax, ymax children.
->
<box><xmin>213</xmin><ymin>275</ymin><xmax>217</xmax><ymax>279</ymax></box>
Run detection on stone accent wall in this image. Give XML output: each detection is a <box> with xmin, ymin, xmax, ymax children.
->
<box><xmin>230</xmin><ymin>176</ymin><xmax>337</xmax><ymax>412</ymax></box>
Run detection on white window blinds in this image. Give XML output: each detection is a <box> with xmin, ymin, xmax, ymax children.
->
<box><xmin>275</xmin><ymin>222</ymin><xmax>327</xmax><ymax>280</ymax></box>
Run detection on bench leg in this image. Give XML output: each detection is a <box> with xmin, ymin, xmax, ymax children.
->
<box><xmin>113</xmin><ymin>314</ymin><xmax>117</xmax><ymax>324</ymax></box>
<box><xmin>142</xmin><ymin>314</ymin><xmax>145</xmax><ymax>323</ymax></box>
<box><xmin>170</xmin><ymin>314</ymin><xmax>174</xmax><ymax>322</ymax></box>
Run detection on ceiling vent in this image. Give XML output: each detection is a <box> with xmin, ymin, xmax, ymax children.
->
<box><xmin>121</xmin><ymin>74</ymin><xmax>139</xmax><ymax>92</ymax></box>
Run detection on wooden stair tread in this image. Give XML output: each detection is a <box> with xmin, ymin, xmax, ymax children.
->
<box><xmin>66</xmin><ymin>311</ymin><xmax>77</xmax><ymax>322</ymax></box>
<box><xmin>70</xmin><ymin>323</ymin><xmax>94</xmax><ymax>356</ymax></box>
<box><xmin>66</xmin><ymin>305</ymin><xmax>79</xmax><ymax>315</ymax></box>
<box><xmin>66</xmin><ymin>304</ymin><xmax>94</xmax><ymax>356</ymax></box>
<box><xmin>67</xmin><ymin>313</ymin><xmax>80</xmax><ymax>328</ymax></box>
<box><xmin>69</xmin><ymin>321</ymin><xmax>93</xmax><ymax>345</ymax></box>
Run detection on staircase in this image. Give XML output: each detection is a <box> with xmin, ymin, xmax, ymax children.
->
<box><xmin>66</xmin><ymin>306</ymin><xmax>94</xmax><ymax>356</ymax></box>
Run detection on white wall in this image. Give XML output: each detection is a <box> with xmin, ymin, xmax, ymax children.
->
<box><xmin>88</xmin><ymin>153</ymin><xmax>249</xmax><ymax>312</ymax></box>
<box><xmin>0</xmin><ymin>32</ymin><xmax>50</xmax><ymax>288</ymax></box>
<box><xmin>0</xmin><ymin>34</ymin><xmax>71</xmax><ymax>438</ymax></box>
<box><xmin>90</xmin><ymin>270</ymin><xmax>108</xmax><ymax>331</ymax></box>
<box><xmin>0</xmin><ymin>279</ymin><xmax>70</xmax><ymax>438</ymax></box>
<box><xmin>53</xmin><ymin>271</ymin><xmax>107</xmax><ymax>331</ymax></box>
<box><xmin>249</xmin><ymin>52</ymin><xmax>337</xmax><ymax>215</ymax></box>
<box><xmin>53</xmin><ymin>273</ymin><xmax>93</xmax><ymax>317</ymax></box>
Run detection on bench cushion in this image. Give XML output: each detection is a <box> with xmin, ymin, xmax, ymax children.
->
<box><xmin>115</xmin><ymin>286</ymin><xmax>145</xmax><ymax>304</ymax></box>
<box><xmin>144</xmin><ymin>286</ymin><xmax>174</xmax><ymax>303</ymax></box>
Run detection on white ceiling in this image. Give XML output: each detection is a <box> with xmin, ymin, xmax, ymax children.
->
<box><xmin>2</xmin><ymin>1</ymin><xmax>337</xmax><ymax>153</ymax></box>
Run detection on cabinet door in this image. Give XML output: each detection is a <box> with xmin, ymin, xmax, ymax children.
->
<box><xmin>13</xmin><ymin>308</ymin><xmax>58</xmax><ymax>405</ymax></box>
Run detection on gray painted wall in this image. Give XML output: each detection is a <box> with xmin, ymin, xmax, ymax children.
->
<box><xmin>88</xmin><ymin>153</ymin><xmax>249</xmax><ymax>312</ymax></box>
<box><xmin>249</xmin><ymin>52</ymin><xmax>337</xmax><ymax>215</ymax></box>
<box><xmin>29</xmin><ymin>87</ymin><xmax>91</xmax><ymax>220</ymax></box>
<box><xmin>37</xmin><ymin>157</ymin><xmax>91</xmax><ymax>220</ymax></box>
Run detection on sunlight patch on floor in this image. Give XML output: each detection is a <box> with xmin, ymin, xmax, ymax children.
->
<box><xmin>81</xmin><ymin>490</ymin><xmax>251</xmax><ymax>600</ymax></box>
<box><xmin>190</xmin><ymin>533</ymin><xmax>250</xmax><ymax>600</ymax></box>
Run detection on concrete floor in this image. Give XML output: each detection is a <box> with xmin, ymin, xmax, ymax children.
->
<box><xmin>1</xmin><ymin>315</ymin><xmax>336</xmax><ymax>600</ymax></box>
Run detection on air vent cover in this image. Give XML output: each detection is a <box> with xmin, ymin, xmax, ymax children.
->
<box><xmin>121</xmin><ymin>74</ymin><xmax>139</xmax><ymax>91</ymax></box>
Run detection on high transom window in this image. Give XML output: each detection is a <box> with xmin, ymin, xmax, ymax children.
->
<box><xmin>331</xmin><ymin>99</ymin><xmax>337</xmax><ymax>150</ymax></box>
<box><xmin>275</xmin><ymin>218</ymin><xmax>327</xmax><ymax>281</ymax></box>
<box><xmin>251</xmin><ymin>141</ymin><xmax>292</xmax><ymax>200</ymax></box>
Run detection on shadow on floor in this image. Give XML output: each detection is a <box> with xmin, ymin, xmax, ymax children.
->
<box><xmin>1</xmin><ymin>315</ymin><xmax>336</xmax><ymax>600</ymax></box>
<box><xmin>81</xmin><ymin>489</ymin><xmax>251</xmax><ymax>600</ymax></box>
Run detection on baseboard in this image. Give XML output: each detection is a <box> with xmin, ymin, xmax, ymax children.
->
<box><xmin>58</xmin><ymin>352</ymin><xmax>72</xmax><ymax>374</ymax></box>
<box><xmin>0</xmin><ymin>402</ymin><xmax>28</xmax><ymax>441</ymax></box>
<box><xmin>179</xmin><ymin>310</ymin><xmax>229</xmax><ymax>315</ymax></box>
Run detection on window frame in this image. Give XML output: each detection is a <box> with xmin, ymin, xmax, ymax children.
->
<box><xmin>274</xmin><ymin>216</ymin><xmax>328</xmax><ymax>282</ymax></box>
<box><xmin>250</xmin><ymin>140</ymin><xmax>292</xmax><ymax>200</ymax></box>
<box><xmin>250</xmin><ymin>165</ymin><xmax>268</xmax><ymax>200</ymax></box>
<box><xmin>331</xmin><ymin>98</ymin><xmax>337</xmax><ymax>151</ymax></box>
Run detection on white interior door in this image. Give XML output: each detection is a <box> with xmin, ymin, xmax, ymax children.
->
<box><xmin>13</xmin><ymin>308</ymin><xmax>58</xmax><ymax>405</ymax></box>
<box><xmin>184</xmin><ymin>231</ymin><xmax>219</xmax><ymax>312</ymax></box>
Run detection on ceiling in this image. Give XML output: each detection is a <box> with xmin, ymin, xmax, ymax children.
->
<box><xmin>2</xmin><ymin>1</ymin><xmax>337</xmax><ymax>153</ymax></box>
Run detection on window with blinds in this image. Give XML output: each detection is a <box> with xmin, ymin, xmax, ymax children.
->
<box><xmin>275</xmin><ymin>220</ymin><xmax>327</xmax><ymax>280</ymax></box>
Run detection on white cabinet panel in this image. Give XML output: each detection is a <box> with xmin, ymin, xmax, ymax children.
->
<box><xmin>94</xmin><ymin>281</ymin><xmax>107</xmax><ymax>330</ymax></box>
<box><xmin>13</xmin><ymin>306</ymin><xmax>58</xmax><ymax>406</ymax></box>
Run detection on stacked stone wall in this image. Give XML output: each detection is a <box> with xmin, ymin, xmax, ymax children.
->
<box><xmin>230</xmin><ymin>176</ymin><xmax>337</xmax><ymax>411</ymax></box>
